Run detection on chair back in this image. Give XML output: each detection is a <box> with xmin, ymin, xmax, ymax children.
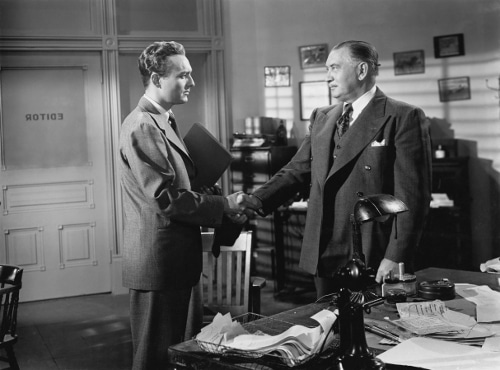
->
<box><xmin>0</xmin><ymin>265</ymin><xmax>23</xmax><ymax>344</ymax></box>
<box><xmin>201</xmin><ymin>231</ymin><xmax>252</xmax><ymax>317</ymax></box>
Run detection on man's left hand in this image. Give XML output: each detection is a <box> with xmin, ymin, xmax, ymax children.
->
<box><xmin>375</xmin><ymin>258</ymin><xmax>398</xmax><ymax>283</ymax></box>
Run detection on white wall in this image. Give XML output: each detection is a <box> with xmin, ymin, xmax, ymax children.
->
<box><xmin>223</xmin><ymin>0</ymin><xmax>500</xmax><ymax>170</ymax></box>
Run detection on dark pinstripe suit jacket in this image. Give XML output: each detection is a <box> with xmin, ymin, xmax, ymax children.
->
<box><xmin>254</xmin><ymin>88</ymin><xmax>432</xmax><ymax>277</ymax></box>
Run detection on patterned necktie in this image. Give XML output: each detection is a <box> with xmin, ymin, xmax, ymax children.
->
<box><xmin>337</xmin><ymin>104</ymin><xmax>353</xmax><ymax>137</ymax></box>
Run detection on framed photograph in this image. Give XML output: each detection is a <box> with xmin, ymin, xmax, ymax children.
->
<box><xmin>264</xmin><ymin>65</ymin><xmax>291</xmax><ymax>87</ymax></box>
<box><xmin>299</xmin><ymin>44</ymin><xmax>329</xmax><ymax>69</ymax></box>
<box><xmin>393</xmin><ymin>50</ymin><xmax>425</xmax><ymax>75</ymax></box>
<box><xmin>299</xmin><ymin>81</ymin><xmax>331</xmax><ymax>120</ymax></box>
<box><xmin>434</xmin><ymin>34</ymin><xmax>465</xmax><ymax>58</ymax></box>
<box><xmin>438</xmin><ymin>76</ymin><xmax>471</xmax><ymax>102</ymax></box>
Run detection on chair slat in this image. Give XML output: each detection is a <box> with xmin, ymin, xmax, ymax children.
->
<box><xmin>201</xmin><ymin>231</ymin><xmax>261</xmax><ymax>318</ymax></box>
<box><xmin>225</xmin><ymin>252</ymin><xmax>232</xmax><ymax>305</ymax></box>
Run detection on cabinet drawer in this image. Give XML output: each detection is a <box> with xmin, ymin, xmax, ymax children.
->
<box><xmin>230</xmin><ymin>150</ymin><xmax>270</xmax><ymax>175</ymax></box>
<box><xmin>231</xmin><ymin>182</ymin><xmax>261</xmax><ymax>193</ymax></box>
<box><xmin>231</xmin><ymin>170</ymin><xmax>270</xmax><ymax>184</ymax></box>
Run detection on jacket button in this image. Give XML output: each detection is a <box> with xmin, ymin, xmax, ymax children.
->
<box><xmin>364</xmin><ymin>165</ymin><xmax>371</xmax><ymax>171</ymax></box>
<box><xmin>333</xmin><ymin>154</ymin><xmax>337</xmax><ymax>159</ymax></box>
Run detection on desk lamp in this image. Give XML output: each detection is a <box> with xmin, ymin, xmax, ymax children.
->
<box><xmin>332</xmin><ymin>194</ymin><xmax>409</xmax><ymax>370</ymax></box>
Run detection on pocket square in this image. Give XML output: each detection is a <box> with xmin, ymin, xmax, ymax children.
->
<box><xmin>371</xmin><ymin>139</ymin><xmax>386</xmax><ymax>147</ymax></box>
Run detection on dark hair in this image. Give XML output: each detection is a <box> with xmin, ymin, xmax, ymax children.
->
<box><xmin>138</xmin><ymin>41</ymin><xmax>185</xmax><ymax>86</ymax></box>
<box><xmin>333</xmin><ymin>40</ymin><xmax>380</xmax><ymax>75</ymax></box>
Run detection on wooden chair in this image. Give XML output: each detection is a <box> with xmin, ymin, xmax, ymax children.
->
<box><xmin>201</xmin><ymin>231</ymin><xmax>266</xmax><ymax>319</ymax></box>
<box><xmin>0</xmin><ymin>265</ymin><xmax>23</xmax><ymax>370</ymax></box>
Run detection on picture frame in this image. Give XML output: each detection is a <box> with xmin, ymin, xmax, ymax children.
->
<box><xmin>299</xmin><ymin>44</ymin><xmax>329</xmax><ymax>69</ymax></box>
<box><xmin>438</xmin><ymin>76</ymin><xmax>471</xmax><ymax>102</ymax></box>
<box><xmin>299</xmin><ymin>81</ymin><xmax>331</xmax><ymax>120</ymax></box>
<box><xmin>434</xmin><ymin>34</ymin><xmax>465</xmax><ymax>58</ymax></box>
<box><xmin>264</xmin><ymin>65</ymin><xmax>291</xmax><ymax>87</ymax></box>
<box><xmin>393</xmin><ymin>50</ymin><xmax>425</xmax><ymax>76</ymax></box>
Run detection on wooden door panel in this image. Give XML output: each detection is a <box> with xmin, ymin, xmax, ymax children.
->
<box><xmin>0</xmin><ymin>51</ymin><xmax>112</xmax><ymax>301</ymax></box>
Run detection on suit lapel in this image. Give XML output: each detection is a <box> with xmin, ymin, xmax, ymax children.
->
<box><xmin>328</xmin><ymin>90</ymin><xmax>388</xmax><ymax>178</ymax></box>
<box><xmin>313</xmin><ymin>105</ymin><xmax>342</xmax><ymax>183</ymax></box>
<box><xmin>137</xmin><ymin>97</ymin><xmax>193</xmax><ymax>164</ymax></box>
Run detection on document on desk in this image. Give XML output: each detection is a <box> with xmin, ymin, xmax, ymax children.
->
<box><xmin>455</xmin><ymin>283</ymin><xmax>500</xmax><ymax>322</ymax></box>
<box><xmin>378</xmin><ymin>337</ymin><xmax>500</xmax><ymax>370</ymax></box>
<box><xmin>389</xmin><ymin>300</ymin><xmax>494</xmax><ymax>343</ymax></box>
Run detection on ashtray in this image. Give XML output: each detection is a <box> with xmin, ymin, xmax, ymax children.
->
<box><xmin>418</xmin><ymin>278</ymin><xmax>455</xmax><ymax>300</ymax></box>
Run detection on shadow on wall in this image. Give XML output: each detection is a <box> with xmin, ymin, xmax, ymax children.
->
<box><xmin>428</xmin><ymin>117</ymin><xmax>500</xmax><ymax>268</ymax></box>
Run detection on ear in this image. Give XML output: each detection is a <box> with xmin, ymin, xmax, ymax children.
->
<box><xmin>357</xmin><ymin>62</ymin><xmax>369</xmax><ymax>80</ymax></box>
<box><xmin>151</xmin><ymin>73</ymin><xmax>161</xmax><ymax>88</ymax></box>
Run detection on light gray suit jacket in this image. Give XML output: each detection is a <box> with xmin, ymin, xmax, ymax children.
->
<box><xmin>254</xmin><ymin>88</ymin><xmax>432</xmax><ymax>277</ymax></box>
<box><xmin>120</xmin><ymin>97</ymin><xmax>226</xmax><ymax>290</ymax></box>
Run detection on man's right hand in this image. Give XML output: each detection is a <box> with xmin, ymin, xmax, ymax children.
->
<box><xmin>236</xmin><ymin>193</ymin><xmax>262</xmax><ymax>212</ymax></box>
<box><xmin>224</xmin><ymin>191</ymin><xmax>248</xmax><ymax>224</ymax></box>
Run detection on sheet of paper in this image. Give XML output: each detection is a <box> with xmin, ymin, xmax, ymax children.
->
<box><xmin>377</xmin><ymin>337</ymin><xmax>500</xmax><ymax>369</ymax></box>
<box><xmin>483</xmin><ymin>336</ymin><xmax>500</xmax><ymax>352</ymax></box>
<box><xmin>455</xmin><ymin>284</ymin><xmax>500</xmax><ymax>322</ymax></box>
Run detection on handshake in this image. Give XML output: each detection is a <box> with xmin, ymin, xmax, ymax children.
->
<box><xmin>224</xmin><ymin>191</ymin><xmax>263</xmax><ymax>224</ymax></box>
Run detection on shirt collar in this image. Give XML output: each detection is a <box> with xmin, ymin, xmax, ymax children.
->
<box><xmin>143</xmin><ymin>94</ymin><xmax>172</xmax><ymax>120</ymax></box>
<box><xmin>349</xmin><ymin>85</ymin><xmax>377</xmax><ymax>123</ymax></box>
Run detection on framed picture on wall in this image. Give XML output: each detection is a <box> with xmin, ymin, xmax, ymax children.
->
<box><xmin>299</xmin><ymin>44</ymin><xmax>329</xmax><ymax>69</ymax></box>
<box><xmin>434</xmin><ymin>34</ymin><xmax>465</xmax><ymax>58</ymax></box>
<box><xmin>299</xmin><ymin>81</ymin><xmax>331</xmax><ymax>120</ymax></box>
<box><xmin>393</xmin><ymin>50</ymin><xmax>425</xmax><ymax>75</ymax></box>
<box><xmin>438</xmin><ymin>76</ymin><xmax>471</xmax><ymax>102</ymax></box>
<box><xmin>264</xmin><ymin>65</ymin><xmax>291</xmax><ymax>87</ymax></box>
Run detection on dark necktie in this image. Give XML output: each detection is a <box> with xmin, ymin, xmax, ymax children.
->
<box><xmin>337</xmin><ymin>104</ymin><xmax>353</xmax><ymax>138</ymax></box>
<box><xmin>168</xmin><ymin>112</ymin><xmax>178</xmax><ymax>134</ymax></box>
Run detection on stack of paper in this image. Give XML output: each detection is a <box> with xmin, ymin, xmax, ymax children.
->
<box><xmin>196</xmin><ymin>310</ymin><xmax>338</xmax><ymax>366</ymax></box>
<box><xmin>389</xmin><ymin>300</ymin><xmax>494</xmax><ymax>346</ymax></box>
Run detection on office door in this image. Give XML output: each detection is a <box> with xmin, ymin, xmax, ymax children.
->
<box><xmin>0</xmin><ymin>51</ymin><xmax>113</xmax><ymax>301</ymax></box>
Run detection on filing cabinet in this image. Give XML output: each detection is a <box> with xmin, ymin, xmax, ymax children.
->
<box><xmin>415</xmin><ymin>157</ymin><xmax>473</xmax><ymax>271</ymax></box>
<box><xmin>230</xmin><ymin>146</ymin><xmax>297</xmax><ymax>194</ymax></box>
<box><xmin>229</xmin><ymin>146</ymin><xmax>297</xmax><ymax>278</ymax></box>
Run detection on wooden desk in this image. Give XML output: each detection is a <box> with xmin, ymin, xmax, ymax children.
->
<box><xmin>168</xmin><ymin>268</ymin><xmax>499</xmax><ymax>369</ymax></box>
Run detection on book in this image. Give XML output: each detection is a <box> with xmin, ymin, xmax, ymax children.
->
<box><xmin>183</xmin><ymin>122</ymin><xmax>233</xmax><ymax>191</ymax></box>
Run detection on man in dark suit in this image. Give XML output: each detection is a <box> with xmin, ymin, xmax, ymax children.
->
<box><xmin>238</xmin><ymin>40</ymin><xmax>432</xmax><ymax>299</ymax></box>
<box><xmin>119</xmin><ymin>41</ymin><xmax>246</xmax><ymax>369</ymax></box>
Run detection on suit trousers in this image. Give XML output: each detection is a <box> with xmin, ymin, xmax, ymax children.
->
<box><xmin>129</xmin><ymin>287</ymin><xmax>191</xmax><ymax>370</ymax></box>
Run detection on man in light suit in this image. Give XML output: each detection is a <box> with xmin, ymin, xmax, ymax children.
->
<box><xmin>119</xmin><ymin>41</ymin><xmax>246</xmax><ymax>369</ymax></box>
<box><xmin>239</xmin><ymin>40</ymin><xmax>432</xmax><ymax>299</ymax></box>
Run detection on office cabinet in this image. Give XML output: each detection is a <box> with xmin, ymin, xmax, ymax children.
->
<box><xmin>415</xmin><ymin>157</ymin><xmax>473</xmax><ymax>271</ymax></box>
<box><xmin>229</xmin><ymin>146</ymin><xmax>297</xmax><ymax>278</ymax></box>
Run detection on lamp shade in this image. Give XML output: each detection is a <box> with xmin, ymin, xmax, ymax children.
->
<box><xmin>353</xmin><ymin>194</ymin><xmax>408</xmax><ymax>224</ymax></box>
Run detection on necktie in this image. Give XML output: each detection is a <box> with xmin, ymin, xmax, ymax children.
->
<box><xmin>337</xmin><ymin>104</ymin><xmax>353</xmax><ymax>138</ymax></box>
<box><xmin>168</xmin><ymin>112</ymin><xmax>178</xmax><ymax>133</ymax></box>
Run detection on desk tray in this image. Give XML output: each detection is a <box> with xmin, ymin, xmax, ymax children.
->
<box><xmin>195</xmin><ymin>312</ymin><xmax>338</xmax><ymax>368</ymax></box>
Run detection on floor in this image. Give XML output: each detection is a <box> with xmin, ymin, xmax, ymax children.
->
<box><xmin>11</xmin><ymin>280</ymin><xmax>316</xmax><ymax>370</ymax></box>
